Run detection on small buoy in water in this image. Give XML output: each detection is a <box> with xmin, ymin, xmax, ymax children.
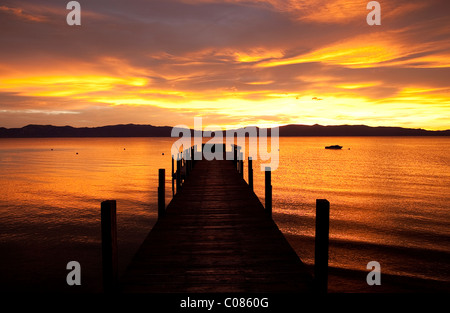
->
<box><xmin>76</xmin><ymin>152</ymin><xmax>78</xmax><ymax>155</ymax></box>
<box><xmin>123</xmin><ymin>148</ymin><xmax>126</xmax><ymax>150</ymax></box>
<box><xmin>162</xmin><ymin>153</ymin><xmax>165</xmax><ymax>155</ymax></box>
<box><xmin>51</xmin><ymin>149</ymin><xmax>53</xmax><ymax>151</ymax></box>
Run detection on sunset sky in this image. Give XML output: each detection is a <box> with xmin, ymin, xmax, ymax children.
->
<box><xmin>0</xmin><ymin>0</ymin><xmax>449</xmax><ymax>130</ymax></box>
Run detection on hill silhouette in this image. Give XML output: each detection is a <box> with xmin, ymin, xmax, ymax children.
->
<box><xmin>0</xmin><ymin>123</ymin><xmax>448</xmax><ymax>138</ymax></box>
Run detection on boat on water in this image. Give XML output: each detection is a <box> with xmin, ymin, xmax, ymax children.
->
<box><xmin>325</xmin><ymin>145</ymin><xmax>343</xmax><ymax>149</ymax></box>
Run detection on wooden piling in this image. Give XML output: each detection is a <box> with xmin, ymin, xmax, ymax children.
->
<box><xmin>188</xmin><ymin>148</ymin><xmax>191</xmax><ymax>175</ymax></box>
<box><xmin>239</xmin><ymin>152</ymin><xmax>244</xmax><ymax>178</ymax></box>
<box><xmin>101</xmin><ymin>200</ymin><xmax>118</xmax><ymax>293</ymax></box>
<box><xmin>185</xmin><ymin>149</ymin><xmax>190</xmax><ymax>178</ymax></box>
<box><xmin>171</xmin><ymin>156</ymin><xmax>175</xmax><ymax>196</ymax></box>
<box><xmin>176</xmin><ymin>155</ymin><xmax>181</xmax><ymax>193</ymax></box>
<box><xmin>248</xmin><ymin>157</ymin><xmax>253</xmax><ymax>191</ymax></box>
<box><xmin>158</xmin><ymin>169</ymin><xmax>165</xmax><ymax>218</ymax></box>
<box><xmin>265</xmin><ymin>167</ymin><xmax>272</xmax><ymax>217</ymax></box>
<box><xmin>314</xmin><ymin>199</ymin><xmax>330</xmax><ymax>294</ymax></box>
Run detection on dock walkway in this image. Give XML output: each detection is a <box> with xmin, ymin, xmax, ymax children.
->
<box><xmin>120</xmin><ymin>159</ymin><xmax>313</xmax><ymax>293</ymax></box>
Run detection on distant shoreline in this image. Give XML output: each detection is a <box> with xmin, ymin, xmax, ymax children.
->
<box><xmin>0</xmin><ymin>123</ymin><xmax>449</xmax><ymax>138</ymax></box>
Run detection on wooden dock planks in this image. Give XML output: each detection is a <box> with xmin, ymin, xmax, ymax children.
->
<box><xmin>120</xmin><ymin>159</ymin><xmax>313</xmax><ymax>293</ymax></box>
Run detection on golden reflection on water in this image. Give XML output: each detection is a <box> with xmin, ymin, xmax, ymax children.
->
<box><xmin>247</xmin><ymin>137</ymin><xmax>450</xmax><ymax>279</ymax></box>
<box><xmin>0</xmin><ymin>136</ymin><xmax>449</xmax><ymax>289</ymax></box>
<box><xmin>1</xmin><ymin>138</ymin><xmax>176</xmax><ymax>230</ymax></box>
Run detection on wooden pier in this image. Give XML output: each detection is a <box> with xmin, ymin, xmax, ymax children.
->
<box><xmin>102</xmin><ymin>145</ymin><xmax>327</xmax><ymax>293</ymax></box>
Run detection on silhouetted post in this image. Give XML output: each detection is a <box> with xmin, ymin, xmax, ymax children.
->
<box><xmin>221</xmin><ymin>143</ymin><xmax>226</xmax><ymax>161</ymax></box>
<box><xmin>265</xmin><ymin>167</ymin><xmax>272</xmax><ymax>217</ymax></box>
<box><xmin>233</xmin><ymin>145</ymin><xmax>237</xmax><ymax>168</ymax></box>
<box><xmin>193</xmin><ymin>145</ymin><xmax>196</xmax><ymax>165</ymax></box>
<box><xmin>248</xmin><ymin>157</ymin><xmax>253</xmax><ymax>191</ymax></box>
<box><xmin>185</xmin><ymin>149</ymin><xmax>190</xmax><ymax>178</ymax></box>
<box><xmin>158</xmin><ymin>169</ymin><xmax>165</xmax><ymax>218</ymax></box>
<box><xmin>184</xmin><ymin>150</ymin><xmax>187</xmax><ymax>178</ymax></box>
<box><xmin>315</xmin><ymin>199</ymin><xmax>330</xmax><ymax>294</ymax></box>
<box><xmin>101</xmin><ymin>200</ymin><xmax>118</xmax><ymax>293</ymax></box>
<box><xmin>181</xmin><ymin>151</ymin><xmax>184</xmax><ymax>171</ymax></box>
<box><xmin>188</xmin><ymin>148</ymin><xmax>191</xmax><ymax>175</ymax></box>
<box><xmin>171</xmin><ymin>156</ymin><xmax>175</xmax><ymax>196</ymax></box>
<box><xmin>237</xmin><ymin>147</ymin><xmax>242</xmax><ymax>172</ymax></box>
<box><xmin>176</xmin><ymin>156</ymin><xmax>181</xmax><ymax>193</ymax></box>
<box><xmin>179</xmin><ymin>153</ymin><xmax>182</xmax><ymax>180</ymax></box>
<box><xmin>239</xmin><ymin>152</ymin><xmax>244</xmax><ymax>178</ymax></box>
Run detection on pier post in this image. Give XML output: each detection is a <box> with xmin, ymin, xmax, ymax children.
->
<box><xmin>101</xmin><ymin>200</ymin><xmax>118</xmax><ymax>293</ymax></box>
<box><xmin>185</xmin><ymin>149</ymin><xmax>190</xmax><ymax>178</ymax></box>
<box><xmin>237</xmin><ymin>147</ymin><xmax>242</xmax><ymax>172</ymax></box>
<box><xmin>248</xmin><ymin>157</ymin><xmax>253</xmax><ymax>191</ymax></box>
<box><xmin>233</xmin><ymin>145</ymin><xmax>237</xmax><ymax>168</ymax></box>
<box><xmin>176</xmin><ymin>154</ymin><xmax>181</xmax><ymax>193</ymax></box>
<box><xmin>193</xmin><ymin>145</ymin><xmax>197</xmax><ymax>165</ymax></box>
<box><xmin>239</xmin><ymin>152</ymin><xmax>244</xmax><ymax>178</ymax></box>
<box><xmin>221</xmin><ymin>143</ymin><xmax>226</xmax><ymax>161</ymax></box>
<box><xmin>171</xmin><ymin>156</ymin><xmax>175</xmax><ymax>196</ymax></box>
<box><xmin>188</xmin><ymin>148</ymin><xmax>191</xmax><ymax>174</ymax></box>
<box><xmin>314</xmin><ymin>199</ymin><xmax>330</xmax><ymax>294</ymax></box>
<box><xmin>265</xmin><ymin>167</ymin><xmax>272</xmax><ymax>217</ymax></box>
<box><xmin>158</xmin><ymin>169</ymin><xmax>165</xmax><ymax>218</ymax></box>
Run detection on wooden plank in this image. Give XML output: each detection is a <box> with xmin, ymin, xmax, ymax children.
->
<box><xmin>120</xmin><ymin>159</ymin><xmax>313</xmax><ymax>293</ymax></box>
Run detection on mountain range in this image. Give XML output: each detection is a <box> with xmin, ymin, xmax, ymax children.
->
<box><xmin>0</xmin><ymin>124</ymin><xmax>448</xmax><ymax>137</ymax></box>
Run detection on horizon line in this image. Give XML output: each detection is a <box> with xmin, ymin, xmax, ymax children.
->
<box><xmin>2</xmin><ymin>122</ymin><xmax>449</xmax><ymax>132</ymax></box>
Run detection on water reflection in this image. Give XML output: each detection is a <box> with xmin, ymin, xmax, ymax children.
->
<box><xmin>0</xmin><ymin>136</ymin><xmax>449</xmax><ymax>292</ymax></box>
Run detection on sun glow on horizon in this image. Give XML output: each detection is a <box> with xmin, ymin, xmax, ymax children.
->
<box><xmin>0</xmin><ymin>0</ymin><xmax>448</xmax><ymax>131</ymax></box>
<box><xmin>0</xmin><ymin>71</ymin><xmax>448</xmax><ymax>130</ymax></box>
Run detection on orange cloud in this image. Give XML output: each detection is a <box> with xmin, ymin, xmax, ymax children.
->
<box><xmin>258</xmin><ymin>33</ymin><xmax>402</xmax><ymax>68</ymax></box>
<box><xmin>0</xmin><ymin>5</ymin><xmax>47</xmax><ymax>22</ymax></box>
<box><xmin>258</xmin><ymin>28</ymin><xmax>450</xmax><ymax>69</ymax></box>
<box><xmin>179</xmin><ymin>0</ymin><xmax>430</xmax><ymax>24</ymax></box>
<box><xmin>234</xmin><ymin>49</ymin><xmax>284</xmax><ymax>63</ymax></box>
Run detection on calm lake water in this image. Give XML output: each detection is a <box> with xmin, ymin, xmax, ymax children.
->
<box><xmin>0</xmin><ymin>137</ymin><xmax>449</xmax><ymax>292</ymax></box>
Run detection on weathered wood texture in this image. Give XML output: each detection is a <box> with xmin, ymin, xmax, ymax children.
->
<box><xmin>120</xmin><ymin>159</ymin><xmax>313</xmax><ymax>293</ymax></box>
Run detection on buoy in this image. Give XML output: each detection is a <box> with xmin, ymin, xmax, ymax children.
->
<box><xmin>162</xmin><ymin>153</ymin><xmax>165</xmax><ymax>155</ymax></box>
<box><xmin>76</xmin><ymin>152</ymin><xmax>78</xmax><ymax>155</ymax></box>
